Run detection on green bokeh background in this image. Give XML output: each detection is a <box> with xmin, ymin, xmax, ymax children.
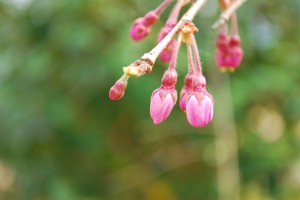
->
<box><xmin>0</xmin><ymin>0</ymin><xmax>300</xmax><ymax>199</ymax></box>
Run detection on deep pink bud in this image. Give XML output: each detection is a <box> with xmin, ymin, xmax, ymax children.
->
<box><xmin>186</xmin><ymin>91</ymin><xmax>214</xmax><ymax>128</ymax></box>
<box><xmin>159</xmin><ymin>40</ymin><xmax>176</xmax><ymax>63</ymax></box>
<box><xmin>109</xmin><ymin>79</ymin><xmax>127</xmax><ymax>100</ymax></box>
<box><xmin>150</xmin><ymin>88</ymin><xmax>177</xmax><ymax>124</ymax></box>
<box><xmin>216</xmin><ymin>31</ymin><xmax>230</xmax><ymax>51</ymax></box>
<box><xmin>130</xmin><ymin>9</ymin><xmax>160</xmax><ymax>41</ymax></box>
<box><xmin>143</xmin><ymin>11</ymin><xmax>159</xmax><ymax>27</ymax></box>
<box><xmin>216</xmin><ymin>32</ymin><xmax>243</xmax><ymax>70</ymax></box>
<box><xmin>130</xmin><ymin>18</ymin><xmax>149</xmax><ymax>41</ymax></box>
<box><xmin>229</xmin><ymin>35</ymin><xmax>243</xmax><ymax>67</ymax></box>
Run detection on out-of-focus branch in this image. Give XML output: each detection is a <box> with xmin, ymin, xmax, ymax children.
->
<box><xmin>207</xmin><ymin>66</ymin><xmax>240</xmax><ymax>200</ymax></box>
<box><xmin>212</xmin><ymin>0</ymin><xmax>247</xmax><ymax>30</ymax></box>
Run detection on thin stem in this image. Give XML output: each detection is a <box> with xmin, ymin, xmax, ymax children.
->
<box><xmin>166</xmin><ymin>0</ymin><xmax>186</xmax><ymax>25</ymax></box>
<box><xmin>186</xmin><ymin>40</ymin><xmax>195</xmax><ymax>74</ymax></box>
<box><xmin>212</xmin><ymin>0</ymin><xmax>247</xmax><ymax>30</ymax></box>
<box><xmin>155</xmin><ymin>0</ymin><xmax>173</xmax><ymax>15</ymax></box>
<box><xmin>190</xmin><ymin>33</ymin><xmax>202</xmax><ymax>75</ymax></box>
<box><xmin>120</xmin><ymin>74</ymin><xmax>130</xmax><ymax>82</ymax></box>
<box><xmin>231</xmin><ymin>12</ymin><xmax>238</xmax><ymax>35</ymax></box>
<box><xmin>221</xmin><ymin>23</ymin><xmax>227</xmax><ymax>34</ymax></box>
<box><xmin>169</xmin><ymin>33</ymin><xmax>183</xmax><ymax>70</ymax></box>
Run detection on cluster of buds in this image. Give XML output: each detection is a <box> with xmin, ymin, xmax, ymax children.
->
<box><xmin>109</xmin><ymin>0</ymin><xmax>246</xmax><ymax>128</ymax></box>
<box><xmin>215</xmin><ymin>0</ymin><xmax>244</xmax><ymax>72</ymax></box>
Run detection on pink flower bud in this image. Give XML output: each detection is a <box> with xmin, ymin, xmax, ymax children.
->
<box><xmin>159</xmin><ymin>40</ymin><xmax>176</xmax><ymax>63</ymax></box>
<box><xmin>229</xmin><ymin>35</ymin><xmax>243</xmax><ymax>67</ymax></box>
<box><xmin>186</xmin><ymin>91</ymin><xmax>214</xmax><ymax>128</ymax></box>
<box><xmin>150</xmin><ymin>88</ymin><xmax>177</xmax><ymax>124</ymax></box>
<box><xmin>130</xmin><ymin>18</ymin><xmax>149</xmax><ymax>41</ymax></box>
<box><xmin>109</xmin><ymin>79</ymin><xmax>127</xmax><ymax>100</ymax></box>
<box><xmin>216</xmin><ymin>32</ymin><xmax>243</xmax><ymax>70</ymax></box>
<box><xmin>143</xmin><ymin>11</ymin><xmax>159</xmax><ymax>27</ymax></box>
<box><xmin>216</xmin><ymin>31</ymin><xmax>230</xmax><ymax>52</ymax></box>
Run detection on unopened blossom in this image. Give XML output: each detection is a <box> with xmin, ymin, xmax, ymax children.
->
<box><xmin>150</xmin><ymin>69</ymin><xmax>178</xmax><ymax>124</ymax></box>
<box><xmin>186</xmin><ymin>91</ymin><xmax>214</xmax><ymax>127</ymax></box>
<box><xmin>215</xmin><ymin>3</ymin><xmax>243</xmax><ymax>71</ymax></box>
<box><xmin>216</xmin><ymin>31</ymin><xmax>243</xmax><ymax>70</ymax></box>
<box><xmin>185</xmin><ymin>75</ymin><xmax>213</xmax><ymax>127</ymax></box>
<box><xmin>160</xmin><ymin>39</ymin><xmax>177</xmax><ymax>63</ymax></box>
<box><xmin>130</xmin><ymin>0</ymin><xmax>172</xmax><ymax>41</ymax></box>
<box><xmin>150</xmin><ymin>88</ymin><xmax>177</xmax><ymax>124</ymax></box>
<box><xmin>109</xmin><ymin>77</ymin><xmax>127</xmax><ymax>100</ymax></box>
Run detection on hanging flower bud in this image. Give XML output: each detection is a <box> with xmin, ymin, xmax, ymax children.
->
<box><xmin>150</xmin><ymin>88</ymin><xmax>177</xmax><ymax>124</ymax></box>
<box><xmin>150</xmin><ymin>69</ymin><xmax>178</xmax><ymax>124</ymax></box>
<box><xmin>160</xmin><ymin>39</ymin><xmax>177</xmax><ymax>63</ymax></box>
<box><xmin>229</xmin><ymin>34</ymin><xmax>243</xmax><ymax>68</ymax></box>
<box><xmin>130</xmin><ymin>0</ymin><xmax>172</xmax><ymax>41</ymax></box>
<box><xmin>130</xmin><ymin>11</ymin><xmax>159</xmax><ymax>41</ymax></box>
<box><xmin>186</xmin><ymin>90</ymin><xmax>214</xmax><ymax>127</ymax></box>
<box><xmin>130</xmin><ymin>18</ymin><xmax>150</xmax><ymax>41</ymax></box>
<box><xmin>109</xmin><ymin>77</ymin><xmax>128</xmax><ymax>100</ymax></box>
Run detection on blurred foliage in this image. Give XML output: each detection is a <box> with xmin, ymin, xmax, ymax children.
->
<box><xmin>0</xmin><ymin>0</ymin><xmax>300</xmax><ymax>199</ymax></box>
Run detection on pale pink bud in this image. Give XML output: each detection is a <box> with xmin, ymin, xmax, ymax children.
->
<box><xmin>150</xmin><ymin>88</ymin><xmax>177</xmax><ymax>124</ymax></box>
<box><xmin>186</xmin><ymin>91</ymin><xmax>214</xmax><ymax>128</ymax></box>
<box><xmin>109</xmin><ymin>79</ymin><xmax>127</xmax><ymax>100</ymax></box>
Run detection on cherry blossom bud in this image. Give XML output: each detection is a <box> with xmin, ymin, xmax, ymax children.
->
<box><xmin>150</xmin><ymin>88</ymin><xmax>177</xmax><ymax>124</ymax></box>
<box><xmin>109</xmin><ymin>79</ymin><xmax>127</xmax><ymax>100</ymax></box>
<box><xmin>216</xmin><ymin>32</ymin><xmax>243</xmax><ymax>70</ymax></box>
<box><xmin>159</xmin><ymin>39</ymin><xmax>176</xmax><ymax>63</ymax></box>
<box><xmin>186</xmin><ymin>91</ymin><xmax>214</xmax><ymax>127</ymax></box>
<box><xmin>143</xmin><ymin>11</ymin><xmax>159</xmax><ymax>27</ymax></box>
<box><xmin>130</xmin><ymin>0</ymin><xmax>172</xmax><ymax>41</ymax></box>
<box><xmin>130</xmin><ymin>18</ymin><xmax>149</xmax><ymax>41</ymax></box>
<box><xmin>150</xmin><ymin>68</ymin><xmax>178</xmax><ymax>124</ymax></box>
<box><xmin>229</xmin><ymin>34</ymin><xmax>243</xmax><ymax>68</ymax></box>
